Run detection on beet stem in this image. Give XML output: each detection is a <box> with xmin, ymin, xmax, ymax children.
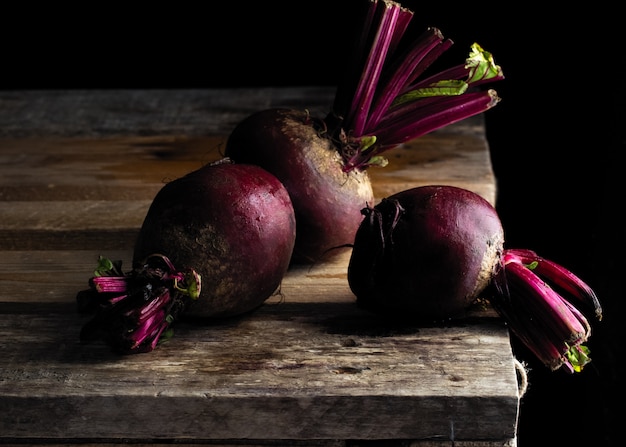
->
<box><xmin>76</xmin><ymin>255</ymin><xmax>202</xmax><ymax>354</ymax></box>
<box><xmin>364</xmin><ymin>27</ymin><xmax>447</xmax><ymax>132</ymax></box>
<box><xmin>330</xmin><ymin>1</ymin><xmax>504</xmax><ymax>172</ymax></box>
<box><xmin>490</xmin><ymin>249</ymin><xmax>601</xmax><ymax>373</ymax></box>
<box><xmin>505</xmin><ymin>262</ymin><xmax>588</xmax><ymax>343</ymax></box>
<box><xmin>504</xmin><ymin>248</ymin><xmax>603</xmax><ymax>320</ymax></box>
<box><xmin>342</xmin><ymin>90</ymin><xmax>499</xmax><ymax>172</ymax></box>
<box><xmin>346</xmin><ymin>0</ymin><xmax>404</xmax><ymax>136</ymax></box>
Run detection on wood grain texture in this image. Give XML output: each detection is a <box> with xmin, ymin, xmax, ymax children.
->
<box><xmin>0</xmin><ymin>88</ymin><xmax>335</xmax><ymax>138</ymax></box>
<box><xmin>0</xmin><ymin>119</ymin><xmax>495</xmax><ymax>251</ymax></box>
<box><xmin>1</xmin><ymin>252</ymin><xmax>518</xmax><ymax>441</ymax></box>
<box><xmin>0</xmin><ymin>89</ymin><xmax>515</xmax><ymax>446</ymax></box>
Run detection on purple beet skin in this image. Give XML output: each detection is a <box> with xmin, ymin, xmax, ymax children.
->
<box><xmin>133</xmin><ymin>159</ymin><xmax>296</xmax><ymax>319</ymax></box>
<box><xmin>225</xmin><ymin>108</ymin><xmax>374</xmax><ymax>263</ymax></box>
<box><xmin>348</xmin><ymin>185</ymin><xmax>504</xmax><ymax>321</ymax></box>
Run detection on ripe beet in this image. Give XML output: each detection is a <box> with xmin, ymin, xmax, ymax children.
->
<box><xmin>225</xmin><ymin>108</ymin><xmax>374</xmax><ymax>263</ymax></box>
<box><xmin>347</xmin><ymin>184</ymin><xmax>604</xmax><ymax>373</ymax></box>
<box><xmin>133</xmin><ymin>159</ymin><xmax>296</xmax><ymax>319</ymax></box>
<box><xmin>348</xmin><ymin>185</ymin><xmax>504</xmax><ymax>321</ymax></box>
<box><xmin>223</xmin><ymin>2</ymin><xmax>504</xmax><ymax>264</ymax></box>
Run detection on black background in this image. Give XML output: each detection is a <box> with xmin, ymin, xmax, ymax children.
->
<box><xmin>2</xmin><ymin>2</ymin><xmax>623</xmax><ymax>445</ymax></box>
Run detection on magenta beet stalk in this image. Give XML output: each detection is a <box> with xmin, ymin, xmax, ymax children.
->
<box><xmin>328</xmin><ymin>0</ymin><xmax>504</xmax><ymax>172</ymax></box>
<box><xmin>490</xmin><ymin>249</ymin><xmax>602</xmax><ymax>373</ymax></box>
<box><xmin>76</xmin><ymin>254</ymin><xmax>201</xmax><ymax>354</ymax></box>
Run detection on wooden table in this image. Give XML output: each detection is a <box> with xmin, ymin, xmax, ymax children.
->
<box><xmin>0</xmin><ymin>88</ymin><xmax>520</xmax><ymax>446</ymax></box>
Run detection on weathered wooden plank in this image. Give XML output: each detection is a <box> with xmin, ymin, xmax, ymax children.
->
<box><xmin>0</xmin><ymin>120</ymin><xmax>495</xmax><ymax>251</ymax></box>
<box><xmin>368</xmin><ymin>129</ymin><xmax>496</xmax><ymax>202</ymax></box>
<box><xmin>0</xmin><ymin>88</ymin><xmax>336</xmax><ymax>138</ymax></box>
<box><xmin>0</xmin><ymin>441</ymin><xmax>517</xmax><ymax>447</ymax></box>
<box><xmin>0</xmin><ymin>300</ymin><xmax>517</xmax><ymax>441</ymax></box>
<box><xmin>0</xmin><ymin>250</ymin><xmax>501</xmax><ymax>318</ymax></box>
<box><xmin>0</xmin><ymin>249</ymin><xmax>517</xmax><ymax>442</ymax></box>
<box><xmin>0</xmin><ymin>250</ymin><xmax>129</xmax><ymax>302</ymax></box>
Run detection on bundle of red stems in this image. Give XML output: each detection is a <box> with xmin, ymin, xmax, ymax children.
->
<box><xmin>329</xmin><ymin>0</ymin><xmax>504</xmax><ymax>172</ymax></box>
<box><xmin>76</xmin><ymin>254</ymin><xmax>201</xmax><ymax>354</ymax></box>
<box><xmin>490</xmin><ymin>249</ymin><xmax>602</xmax><ymax>373</ymax></box>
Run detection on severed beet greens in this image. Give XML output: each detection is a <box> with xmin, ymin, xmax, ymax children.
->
<box><xmin>77</xmin><ymin>254</ymin><xmax>201</xmax><ymax>354</ymax></box>
<box><xmin>489</xmin><ymin>248</ymin><xmax>602</xmax><ymax>373</ymax></box>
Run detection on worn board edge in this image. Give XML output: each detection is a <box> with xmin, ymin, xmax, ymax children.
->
<box><xmin>0</xmin><ymin>440</ymin><xmax>517</xmax><ymax>447</ymax></box>
<box><xmin>1</xmin><ymin>325</ymin><xmax>520</xmax><ymax>442</ymax></box>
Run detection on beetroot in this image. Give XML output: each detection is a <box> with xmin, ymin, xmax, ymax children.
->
<box><xmin>77</xmin><ymin>159</ymin><xmax>296</xmax><ymax>353</ymax></box>
<box><xmin>133</xmin><ymin>159</ymin><xmax>296</xmax><ymax>319</ymax></box>
<box><xmin>348</xmin><ymin>185</ymin><xmax>504</xmax><ymax>321</ymax></box>
<box><xmin>225</xmin><ymin>0</ymin><xmax>503</xmax><ymax>264</ymax></box>
<box><xmin>225</xmin><ymin>109</ymin><xmax>373</xmax><ymax>263</ymax></box>
<box><xmin>347</xmin><ymin>184</ymin><xmax>603</xmax><ymax>374</ymax></box>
